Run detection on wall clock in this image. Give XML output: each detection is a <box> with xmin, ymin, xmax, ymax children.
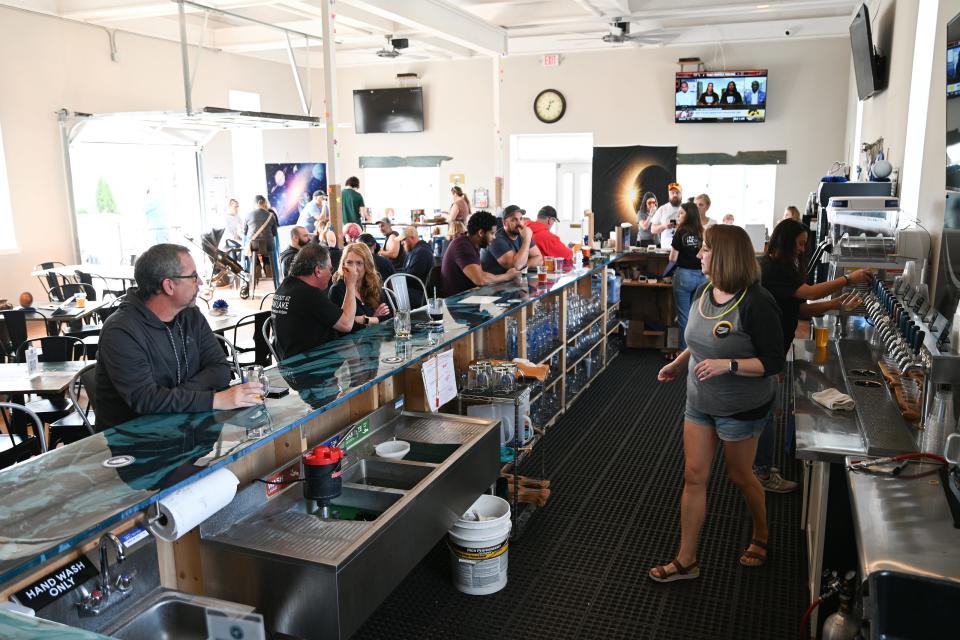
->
<box><xmin>534</xmin><ymin>89</ymin><xmax>566</xmax><ymax>123</ymax></box>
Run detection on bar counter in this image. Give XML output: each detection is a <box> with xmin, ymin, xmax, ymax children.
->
<box><xmin>0</xmin><ymin>255</ymin><xmax>621</xmax><ymax>587</ymax></box>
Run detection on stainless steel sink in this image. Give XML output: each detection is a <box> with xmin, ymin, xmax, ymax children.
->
<box><xmin>867</xmin><ymin>570</ymin><xmax>960</xmax><ymax>639</ymax></box>
<box><xmin>105</xmin><ymin>589</ymin><xmax>257</xmax><ymax>640</ymax></box>
<box><xmin>200</xmin><ymin>405</ymin><xmax>501</xmax><ymax>640</ymax></box>
<box><xmin>340</xmin><ymin>458</ymin><xmax>433</xmax><ymax>490</ymax></box>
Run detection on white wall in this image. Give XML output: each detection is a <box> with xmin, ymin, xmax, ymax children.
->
<box><xmin>0</xmin><ymin>6</ymin><xmax>326</xmax><ymax>298</ymax></box>
<box><xmin>332</xmin><ymin>57</ymin><xmax>496</xmax><ymax>215</ymax></box>
<box><xmin>844</xmin><ymin>0</ymin><xmax>960</xmax><ymax>297</ymax></box>
<box><xmin>496</xmin><ymin>39</ymin><xmax>851</xmax><ymax>223</ymax></box>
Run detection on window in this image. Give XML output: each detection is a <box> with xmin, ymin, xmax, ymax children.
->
<box><xmin>677</xmin><ymin>164</ymin><xmax>777</xmax><ymax>231</ymax></box>
<box><xmin>363</xmin><ymin>166</ymin><xmax>441</xmax><ymax>223</ymax></box>
<box><xmin>0</xmin><ymin>123</ymin><xmax>17</xmax><ymax>252</ymax></box>
<box><xmin>229</xmin><ymin>90</ymin><xmax>264</xmax><ymax>219</ymax></box>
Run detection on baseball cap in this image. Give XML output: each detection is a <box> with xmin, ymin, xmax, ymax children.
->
<box><xmin>312</xmin><ymin>189</ymin><xmax>326</xmax><ymax>199</ymax></box>
<box><xmin>401</xmin><ymin>226</ymin><xmax>419</xmax><ymax>240</ymax></box>
<box><xmin>376</xmin><ymin>217</ymin><xmax>392</xmax><ymax>226</ymax></box>
<box><xmin>502</xmin><ymin>204</ymin><xmax>525</xmax><ymax>218</ymax></box>
<box><xmin>344</xmin><ymin>222</ymin><xmax>362</xmax><ymax>241</ymax></box>
<box><xmin>538</xmin><ymin>205</ymin><xmax>558</xmax><ymax>220</ymax></box>
<box><xmin>668</xmin><ymin>182</ymin><xmax>682</xmax><ymax>193</ymax></box>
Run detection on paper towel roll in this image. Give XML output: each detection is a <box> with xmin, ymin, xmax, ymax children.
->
<box><xmin>149</xmin><ymin>468</ymin><xmax>239</xmax><ymax>542</ymax></box>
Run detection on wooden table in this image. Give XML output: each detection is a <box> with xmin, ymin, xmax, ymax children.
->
<box><xmin>0</xmin><ymin>361</ymin><xmax>91</xmax><ymax>395</ymax></box>
<box><xmin>15</xmin><ymin>300</ymin><xmax>109</xmax><ymax>324</ymax></box>
<box><xmin>202</xmin><ymin>309</ymin><xmax>269</xmax><ymax>336</ymax></box>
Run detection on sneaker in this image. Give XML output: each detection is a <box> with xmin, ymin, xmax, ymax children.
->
<box><xmin>757</xmin><ymin>467</ymin><xmax>797</xmax><ymax>493</ymax></box>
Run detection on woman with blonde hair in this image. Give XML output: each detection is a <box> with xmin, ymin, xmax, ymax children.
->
<box><xmin>446</xmin><ymin>186</ymin><xmax>471</xmax><ymax>225</ymax></box>
<box><xmin>650</xmin><ymin>224</ymin><xmax>784</xmax><ymax>582</ymax></box>
<box><xmin>328</xmin><ymin>242</ymin><xmax>392</xmax><ymax>331</ymax></box>
<box><xmin>694</xmin><ymin>193</ymin><xmax>717</xmax><ymax>228</ymax></box>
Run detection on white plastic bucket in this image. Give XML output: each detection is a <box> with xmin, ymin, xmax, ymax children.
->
<box><xmin>448</xmin><ymin>494</ymin><xmax>511</xmax><ymax>595</ymax></box>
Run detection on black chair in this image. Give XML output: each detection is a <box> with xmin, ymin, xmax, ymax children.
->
<box><xmin>74</xmin><ymin>270</ymin><xmax>124</xmax><ymax>301</ymax></box>
<box><xmin>259</xmin><ymin>292</ymin><xmax>275</xmax><ymax>311</ymax></box>
<box><xmin>231</xmin><ymin>312</ymin><xmax>272</xmax><ymax>367</ymax></box>
<box><xmin>34</xmin><ymin>261</ymin><xmax>70</xmax><ymax>300</ymax></box>
<box><xmin>261</xmin><ymin>315</ymin><xmax>280</xmax><ymax>363</ymax></box>
<box><xmin>0</xmin><ymin>402</ymin><xmax>47</xmax><ymax>470</ymax></box>
<box><xmin>213</xmin><ymin>334</ymin><xmax>243</xmax><ymax>382</ymax></box>
<box><xmin>47</xmin><ymin>282</ymin><xmax>97</xmax><ymax>304</ymax></box>
<box><xmin>425</xmin><ymin>265</ymin><xmax>443</xmax><ymax>298</ymax></box>
<box><xmin>15</xmin><ymin>336</ymin><xmax>86</xmax><ymax>426</ymax></box>
<box><xmin>50</xmin><ymin>362</ymin><xmax>97</xmax><ymax>446</ymax></box>
<box><xmin>0</xmin><ymin>310</ymin><xmax>29</xmax><ymax>363</ymax></box>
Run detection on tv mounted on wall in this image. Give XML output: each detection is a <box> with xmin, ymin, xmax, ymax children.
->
<box><xmin>850</xmin><ymin>3</ymin><xmax>886</xmax><ymax>100</ymax></box>
<box><xmin>353</xmin><ymin>87</ymin><xmax>424</xmax><ymax>134</ymax></box>
<box><xmin>675</xmin><ymin>70</ymin><xmax>768</xmax><ymax>123</ymax></box>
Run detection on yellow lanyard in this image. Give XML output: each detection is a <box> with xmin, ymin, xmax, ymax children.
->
<box><xmin>698</xmin><ymin>284</ymin><xmax>748</xmax><ymax>320</ymax></box>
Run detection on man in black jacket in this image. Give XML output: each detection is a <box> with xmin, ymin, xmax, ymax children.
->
<box><xmin>96</xmin><ymin>244</ymin><xmax>264</xmax><ymax>429</ymax></box>
<box><xmin>279</xmin><ymin>225</ymin><xmax>311</xmax><ymax>277</ymax></box>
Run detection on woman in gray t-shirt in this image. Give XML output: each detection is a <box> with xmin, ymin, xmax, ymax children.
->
<box><xmin>649</xmin><ymin>225</ymin><xmax>784</xmax><ymax>583</ymax></box>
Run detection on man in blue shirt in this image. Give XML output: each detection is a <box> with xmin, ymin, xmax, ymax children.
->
<box><xmin>480</xmin><ymin>205</ymin><xmax>543</xmax><ymax>275</ymax></box>
<box><xmin>297</xmin><ymin>190</ymin><xmax>327</xmax><ymax>235</ymax></box>
<box><xmin>744</xmin><ymin>80</ymin><xmax>766</xmax><ymax>105</ymax></box>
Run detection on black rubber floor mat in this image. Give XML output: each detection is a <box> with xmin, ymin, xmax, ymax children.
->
<box><xmin>353</xmin><ymin>350</ymin><xmax>808</xmax><ymax>640</ymax></box>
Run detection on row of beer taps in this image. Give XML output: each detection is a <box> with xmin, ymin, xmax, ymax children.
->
<box><xmin>864</xmin><ymin>278</ymin><xmax>931</xmax><ymax>424</ymax></box>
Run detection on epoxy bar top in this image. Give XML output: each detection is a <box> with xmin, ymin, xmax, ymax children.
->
<box><xmin>0</xmin><ymin>256</ymin><xmax>620</xmax><ymax>584</ymax></box>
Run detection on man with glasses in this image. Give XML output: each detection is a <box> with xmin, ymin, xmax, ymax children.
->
<box><xmin>96</xmin><ymin>244</ymin><xmax>264</xmax><ymax>429</ymax></box>
<box><xmin>271</xmin><ymin>244</ymin><xmax>360</xmax><ymax>359</ymax></box>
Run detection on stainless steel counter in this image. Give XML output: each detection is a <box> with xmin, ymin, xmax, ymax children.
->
<box><xmin>793</xmin><ymin>340</ymin><xmax>867</xmax><ymax>463</ymax></box>
<box><xmin>848</xmin><ymin>461</ymin><xmax>960</xmax><ymax>583</ymax></box>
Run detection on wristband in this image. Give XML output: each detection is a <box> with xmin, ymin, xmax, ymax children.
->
<box><xmin>842</xmin><ymin>274</ymin><xmax>850</xmax><ymax>286</ymax></box>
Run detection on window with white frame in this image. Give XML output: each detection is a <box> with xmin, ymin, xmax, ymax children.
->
<box><xmin>0</xmin><ymin>123</ymin><xmax>18</xmax><ymax>252</ymax></box>
<box><xmin>363</xmin><ymin>166</ymin><xmax>441</xmax><ymax>224</ymax></box>
<box><xmin>677</xmin><ymin>164</ymin><xmax>778</xmax><ymax>231</ymax></box>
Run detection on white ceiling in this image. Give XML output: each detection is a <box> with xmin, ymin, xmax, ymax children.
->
<box><xmin>4</xmin><ymin>0</ymin><xmax>861</xmax><ymax>67</ymax></box>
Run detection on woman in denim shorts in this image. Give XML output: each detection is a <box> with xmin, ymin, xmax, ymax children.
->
<box><xmin>649</xmin><ymin>225</ymin><xmax>785</xmax><ymax>583</ymax></box>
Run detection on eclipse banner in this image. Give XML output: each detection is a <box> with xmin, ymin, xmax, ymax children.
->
<box><xmin>590</xmin><ymin>145</ymin><xmax>677</xmax><ymax>238</ymax></box>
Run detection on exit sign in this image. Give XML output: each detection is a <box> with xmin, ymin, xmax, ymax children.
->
<box><xmin>542</xmin><ymin>53</ymin><xmax>560</xmax><ymax>67</ymax></box>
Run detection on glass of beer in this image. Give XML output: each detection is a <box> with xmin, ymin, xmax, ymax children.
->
<box><xmin>243</xmin><ymin>365</ymin><xmax>267</xmax><ymax>403</ymax></box>
<box><xmin>394</xmin><ymin>309</ymin><xmax>412</xmax><ymax>339</ymax></box>
<box><xmin>427</xmin><ymin>297</ymin><xmax>444</xmax><ymax>325</ymax></box>
<box><xmin>545</xmin><ymin>257</ymin><xmax>555</xmax><ymax>274</ymax></box>
<box><xmin>582</xmin><ymin>245</ymin><xmax>591</xmax><ymax>261</ymax></box>
<box><xmin>537</xmin><ymin>265</ymin><xmax>547</xmax><ymax>284</ymax></box>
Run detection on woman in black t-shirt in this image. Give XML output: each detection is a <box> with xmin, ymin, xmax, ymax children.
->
<box><xmin>760</xmin><ymin>219</ymin><xmax>870</xmax><ymax>355</ymax></box>
<box><xmin>670</xmin><ymin>201</ymin><xmax>707</xmax><ymax>350</ymax></box>
<box><xmin>328</xmin><ymin>243</ymin><xmax>392</xmax><ymax>331</ymax></box>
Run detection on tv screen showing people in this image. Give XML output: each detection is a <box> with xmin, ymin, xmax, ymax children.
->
<box><xmin>675</xmin><ymin>70</ymin><xmax>768</xmax><ymax>123</ymax></box>
<box><xmin>948</xmin><ymin>41</ymin><xmax>960</xmax><ymax>97</ymax></box>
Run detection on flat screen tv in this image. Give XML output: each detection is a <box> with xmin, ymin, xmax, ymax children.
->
<box><xmin>949</xmin><ymin>40</ymin><xmax>960</xmax><ymax>97</ymax></box>
<box><xmin>675</xmin><ymin>70</ymin><xmax>768</xmax><ymax>123</ymax></box>
<box><xmin>850</xmin><ymin>3</ymin><xmax>885</xmax><ymax>100</ymax></box>
<box><xmin>353</xmin><ymin>87</ymin><xmax>424</xmax><ymax>134</ymax></box>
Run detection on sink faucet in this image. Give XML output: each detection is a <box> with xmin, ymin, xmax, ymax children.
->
<box><xmin>98</xmin><ymin>533</ymin><xmax>126</xmax><ymax>597</ymax></box>
<box><xmin>78</xmin><ymin>533</ymin><xmax>132</xmax><ymax>616</ymax></box>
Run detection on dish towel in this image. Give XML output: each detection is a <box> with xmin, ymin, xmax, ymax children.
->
<box><xmin>812</xmin><ymin>388</ymin><xmax>856</xmax><ymax>411</ymax></box>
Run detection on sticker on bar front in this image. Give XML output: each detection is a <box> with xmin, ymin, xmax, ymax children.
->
<box><xmin>119</xmin><ymin>527</ymin><xmax>149</xmax><ymax>549</ymax></box>
<box><xmin>205</xmin><ymin>608</ymin><xmax>266</xmax><ymax>640</ymax></box>
<box><xmin>14</xmin><ymin>555</ymin><xmax>99</xmax><ymax>611</ymax></box>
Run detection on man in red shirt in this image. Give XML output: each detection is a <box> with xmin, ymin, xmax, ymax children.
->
<box><xmin>525</xmin><ymin>206</ymin><xmax>572</xmax><ymax>262</ymax></box>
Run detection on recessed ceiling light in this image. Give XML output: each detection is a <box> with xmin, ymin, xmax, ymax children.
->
<box><xmin>757</xmin><ymin>4</ymin><xmax>770</xmax><ymax>8</ymax></box>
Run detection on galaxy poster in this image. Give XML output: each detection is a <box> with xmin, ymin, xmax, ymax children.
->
<box><xmin>591</xmin><ymin>145</ymin><xmax>677</xmax><ymax>237</ymax></box>
<box><xmin>264</xmin><ymin>162</ymin><xmax>327</xmax><ymax>226</ymax></box>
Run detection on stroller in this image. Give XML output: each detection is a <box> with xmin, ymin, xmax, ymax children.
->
<box><xmin>186</xmin><ymin>229</ymin><xmax>252</xmax><ymax>299</ymax></box>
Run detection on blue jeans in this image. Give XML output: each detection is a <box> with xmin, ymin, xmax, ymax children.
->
<box><xmin>673</xmin><ymin>267</ymin><xmax>707</xmax><ymax>350</ymax></box>
<box><xmin>754</xmin><ymin>374</ymin><xmax>783</xmax><ymax>473</ymax></box>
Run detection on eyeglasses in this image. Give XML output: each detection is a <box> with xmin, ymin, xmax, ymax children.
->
<box><xmin>168</xmin><ymin>272</ymin><xmax>201</xmax><ymax>282</ymax></box>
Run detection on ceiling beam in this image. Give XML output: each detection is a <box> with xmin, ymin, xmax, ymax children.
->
<box><xmin>280</xmin><ymin>0</ymin><xmax>397</xmax><ymax>34</ymax></box>
<box><xmin>57</xmin><ymin>0</ymin><xmax>265</xmax><ymax>22</ymax></box>
<box><xmin>340</xmin><ymin>0</ymin><xmax>507</xmax><ymax>56</ymax></box>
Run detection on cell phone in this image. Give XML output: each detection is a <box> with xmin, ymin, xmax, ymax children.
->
<box><xmin>265</xmin><ymin>385</ymin><xmax>290</xmax><ymax>399</ymax></box>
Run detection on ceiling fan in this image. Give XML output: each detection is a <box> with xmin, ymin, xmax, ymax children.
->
<box><xmin>559</xmin><ymin>18</ymin><xmax>670</xmax><ymax>46</ymax></box>
<box><xmin>602</xmin><ymin>17</ymin><xmax>670</xmax><ymax>45</ymax></box>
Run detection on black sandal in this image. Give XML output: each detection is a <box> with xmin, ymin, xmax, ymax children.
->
<box><xmin>649</xmin><ymin>557</ymin><xmax>700</xmax><ymax>583</ymax></box>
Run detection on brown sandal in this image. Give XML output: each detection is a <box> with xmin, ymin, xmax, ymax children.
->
<box><xmin>648</xmin><ymin>557</ymin><xmax>700</xmax><ymax>583</ymax></box>
<box><xmin>739</xmin><ymin>538</ymin><xmax>768</xmax><ymax>567</ymax></box>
